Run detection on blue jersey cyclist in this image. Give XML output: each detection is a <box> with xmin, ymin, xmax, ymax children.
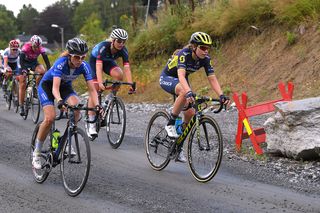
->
<box><xmin>32</xmin><ymin>38</ymin><xmax>99</xmax><ymax>170</ymax></box>
<box><xmin>159</xmin><ymin>32</ymin><xmax>230</xmax><ymax>162</ymax></box>
<box><xmin>87</xmin><ymin>28</ymin><xmax>134</xmax><ymax>136</ymax></box>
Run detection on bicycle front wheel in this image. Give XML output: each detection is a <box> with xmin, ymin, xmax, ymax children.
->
<box><xmin>60</xmin><ymin>127</ymin><xmax>91</xmax><ymax>197</ymax></box>
<box><xmin>22</xmin><ymin>97</ymin><xmax>29</xmax><ymax>120</ymax></box>
<box><xmin>106</xmin><ymin>97</ymin><xmax>126</xmax><ymax>149</ymax></box>
<box><xmin>5</xmin><ymin>82</ymin><xmax>12</xmax><ymax>110</ymax></box>
<box><xmin>187</xmin><ymin>115</ymin><xmax>223</xmax><ymax>183</ymax></box>
<box><xmin>31</xmin><ymin>87</ymin><xmax>40</xmax><ymax>124</ymax></box>
<box><xmin>12</xmin><ymin>79</ymin><xmax>19</xmax><ymax>113</ymax></box>
<box><xmin>30</xmin><ymin>123</ymin><xmax>51</xmax><ymax>183</ymax></box>
<box><xmin>144</xmin><ymin>110</ymin><xmax>171</xmax><ymax>171</ymax></box>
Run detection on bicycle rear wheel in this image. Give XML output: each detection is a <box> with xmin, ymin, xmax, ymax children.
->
<box><xmin>30</xmin><ymin>123</ymin><xmax>51</xmax><ymax>183</ymax></box>
<box><xmin>187</xmin><ymin>115</ymin><xmax>223</xmax><ymax>183</ymax></box>
<box><xmin>61</xmin><ymin>127</ymin><xmax>91</xmax><ymax>197</ymax></box>
<box><xmin>5</xmin><ymin>80</ymin><xmax>12</xmax><ymax>110</ymax></box>
<box><xmin>106</xmin><ymin>97</ymin><xmax>126</xmax><ymax>149</ymax></box>
<box><xmin>12</xmin><ymin>79</ymin><xmax>19</xmax><ymax>113</ymax></box>
<box><xmin>31</xmin><ymin>86</ymin><xmax>40</xmax><ymax>124</ymax></box>
<box><xmin>22</xmin><ymin>97</ymin><xmax>30</xmax><ymax>120</ymax></box>
<box><xmin>144</xmin><ymin>110</ymin><xmax>171</xmax><ymax>171</ymax></box>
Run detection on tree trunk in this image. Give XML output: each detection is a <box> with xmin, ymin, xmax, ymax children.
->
<box><xmin>189</xmin><ymin>0</ymin><xmax>195</xmax><ymax>11</ymax></box>
<box><xmin>131</xmin><ymin>0</ymin><xmax>137</xmax><ymax>31</ymax></box>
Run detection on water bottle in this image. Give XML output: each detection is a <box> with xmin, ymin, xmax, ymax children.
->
<box><xmin>175</xmin><ymin>116</ymin><xmax>183</xmax><ymax>135</ymax></box>
<box><xmin>51</xmin><ymin>129</ymin><xmax>60</xmax><ymax>150</ymax></box>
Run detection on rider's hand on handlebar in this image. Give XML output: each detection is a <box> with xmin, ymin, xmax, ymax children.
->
<box><xmin>128</xmin><ymin>86</ymin><xmax>136</xmax><ymax>95</ymax></box>
<box><xmin>219</xmin><ymin>94</ymin><xmax>231</xmax><ymax>108</ymax></box>
<box><xmin>57</xmin><ymin>99</ymin><xmax>66</xmax><ymax>110</ymax></box>
<box><xmin>185</xmin><ymin>91</ymin><xmax>195</xmax><ymax>105</ymax></box>
<box><xmin>98</xmin><ymin>83</ymin><xmax>105</xmax><ymax>91</ymax></box>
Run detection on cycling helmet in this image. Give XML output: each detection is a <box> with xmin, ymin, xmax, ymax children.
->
<box><xmin>9</xmin><ymin>40</ymin><xmax>19</xmax><ymax>49</ymax></box>
<box><xmin>66</xmin><ymin>38</ymin><xmax>88</xmax><ymax>55</ymax></box>
<box><xmin>30</xmin><ymin>35</ymin><xmax>42</xmax><ymax>47</ymax></box>
<box><xmin>189</xmin><ymin>32</ymin><xmax>212</xmax><ymax>46</ymax></box>
<box><xmin>110</xmin><ymin>28</ymin><xmax>128</xmax><ymax>40</ymax></box>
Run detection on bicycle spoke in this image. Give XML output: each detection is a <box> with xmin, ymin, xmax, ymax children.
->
<box><xmin>188</xmin><ymin>116</ymin><xmax>223</xmax><ymax>182</ymax></box>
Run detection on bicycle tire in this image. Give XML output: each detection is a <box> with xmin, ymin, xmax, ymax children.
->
<box><xmin>30</xmin><ymin>123</ymin><xmax>51</xmax><ymax>183</ymax></box>
<box><xmin>106</xmin><ymin>97</ymin><xmax>126</xmax><ymax>149</ymax></box>
<box><xmin>60</xmin><ymin>127</ymin><xmax>91</xmax><ymax>197</ymax></box>
<box><xmin>187</xmin><ymin>115</ymin><xmax>223</xmax><ymax>183</ymax></box>
<box><xmin>31</xmin><ymin>86</ymin><xmax>40</xmax><ymax>124</ymax></box>
<box><xmin>144</xmin><ymin>110</ymin><xmax>171</xmax><ymax>171</ymax></box>
<box><xmin>13</xmin><ymin>79</ymin><xmax>19</xmax><ymax>113</ymax></box>
<box><xmin>22</xmin><ymin>97</ymin><xmax>29</xmax><ymax>120</ymax></box>
<box><xmin>5</xmin><ymin>82</ymin><xmax>12</xmax><ymax>110</ymax></box>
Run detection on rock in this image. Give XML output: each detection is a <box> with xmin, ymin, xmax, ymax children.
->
<box><xmin>264</xmin><ymin>97</ymin><xmax>320</xmax><ymax>160</ymax></box>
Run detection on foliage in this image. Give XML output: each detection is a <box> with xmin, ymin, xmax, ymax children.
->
<box><xmin>79</xmin><ymin>13</ymin><xmax>106</xmax><ymax>48</ymax></box>
<box><xmin>16</xmin><ymin>4</ymin><xmax>39</xmax><ymax>35</ymax></box>
<box><xmin>0</xmin><ymin>5</ymin><xmax>18</xmax><ymax>49</ymax></box>
<box><xmin>286</xmin><ymin>31</ymin><xmax>297</xmax><ymax>45</ymax></box>
<box><xmin>275</xmin><ymin>0</ymin><xmax>320</xmax><ymax>26</ymax></box>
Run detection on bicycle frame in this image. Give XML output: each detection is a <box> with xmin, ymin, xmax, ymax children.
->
<box><xmin>173</xmin><ymin>96</ymin><xmax>223</xmax><ymax>149</ymax></box>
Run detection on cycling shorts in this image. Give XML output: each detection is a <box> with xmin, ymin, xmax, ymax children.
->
<box><xmin>89</xmin><ymin>56</ymin><xmax>119</xmax><ymax>79</ymax></box>
<box><xmin>38</xmin><ymin>80</ymin><xmax>77</xmax><ymax>107</ymax></box>
<box><xmin>19</xmin><ymin>59</ymin><xmax>40</xmax><ymax>75</ymax></box>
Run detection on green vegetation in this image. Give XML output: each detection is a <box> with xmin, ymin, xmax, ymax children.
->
<box><xmin>286</xmin><ymin>31</ymin><xmax>297</xmax><ymax>45</ymax></box>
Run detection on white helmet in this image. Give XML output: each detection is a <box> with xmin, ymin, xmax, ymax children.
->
<box><xmin>30</xmin><ymin>35</ymin><xmax>42</xmax><ymax>47</ymax></box>
<box><xmin>110</xmin><ymin>28</ymin><xmax>128</xmax><ymax>40</ymax></box>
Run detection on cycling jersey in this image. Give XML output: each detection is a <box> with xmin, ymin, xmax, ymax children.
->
<box><xmin>163</xmin><ymin>47</ymin><xmax>214</xmax><ymax>78</ymax></box>
<box><xmin>160</xmin><ymin>47</ymin><xmax>214</xmax><ymax>95</ymax></box>
<box><xmin>89</xmin><ymin>40</ymin><xmax>129</xmax><ymax>77</ymax></box>
<box><xmin>21</xmin><ymin>42</ymin><xmax>46</xmax><ymax>61</ymax></box>
<box><xmin>39</xmin><ymin>56</ymin><xmax>93</xmax><ymax>106</ymax></box>
<box><xmin>41</xmin><ymin>56</ymin><xmax>93</xmax><ymax>85</ymax></box>
<box><xmin>2</xmin><ymin>48</ymin><xmax>20</xmax><ymax>64</ymax></box>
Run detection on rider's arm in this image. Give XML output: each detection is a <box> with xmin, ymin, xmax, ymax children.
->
<box><xmin>52</xmin><ymin>77</ymin><xmax>62</xmax><ymax>102</ymax></box>
<box><xmin>123</xmin><ymin>63</ymin><xmax>133</xmax><ymax>83</ymax></box>
<box><xmin>207</xmin><ymin>75</ymin><xmax>223</xmax><ymax>96</ymax></box>
<box><xmin>19</xmin><ymin>52</ymin><xmax>26</xmax><ymax>62</ymax></box>
<box><xmin>41</xmin><ymin>53</ymin><xmax>51</xmax><ymax>70</ymax></box>
<box><xmin>3</xmin><ymin>56</ymin><xmax>8</xmax><ymax>69</ymax></box>
<box><xmin>177</xmin><ymin>68</ymin><xmax>191</xmax><ymax>93</ymax></box>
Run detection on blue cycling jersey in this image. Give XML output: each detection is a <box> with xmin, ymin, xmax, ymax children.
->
<box><xmin>163</xmin><ymin>47</ymin><xmax>214</xmax><ymax>78</ymax></box>
<box><xmin>91</xmin><ymin>40</ymin><xmax>129</xmax><ymax>64</ymax></box>
<box><xmin>41</xmin><ymin>56</ymin><xmax>93</xmax><ymax>85</ymax></box>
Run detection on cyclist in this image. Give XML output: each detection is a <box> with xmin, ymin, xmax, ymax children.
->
<box><xmin>1</xmin><ymin>40</ymin><xmax>21</xmax><ymax>92</ymax></box>
<box><xmin>86</xmin><ymin>28</ymin><xmax>135</xmax><ymax>136</ymax></box>
<box><xmin>32</xmin><ymin>38</ymin><xmax>99</xmax><ymax>169</ymax></box>
<box><xmin>159</xmin><ymin>32</ymin><xmax>230</xmax><ymax>162</ymax></box>
<box><xmin>18</xmin><ymin>35</ymin><xmax>51</xmax><ymax>116</ymax></box>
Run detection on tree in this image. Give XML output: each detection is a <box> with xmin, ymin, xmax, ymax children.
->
<box><xmin>79</xmin><ymin>13</ymin><xmax>105</xmax><ymax>47</ymax></box>
<box><xmin>0</xmin><ymin>5</ymin><xmax>18</xmax><ymax>48</ymax></box>
<box><xmin>16</xmin><ymin>4</ymin><xmax>39</xmax><ymax>35</ymax></box>
<box><xmin>33</xmin><ymin>1</ymin><xmax>76</xmax><ymax>43</ymax></box>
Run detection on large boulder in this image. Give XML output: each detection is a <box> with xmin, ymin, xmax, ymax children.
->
<box><xmin>264</xmin><ymin>97</ymin><xmax>320</xmax><ymax>160</ymax></box>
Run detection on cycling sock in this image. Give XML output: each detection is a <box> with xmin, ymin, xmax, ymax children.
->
<box><xmin>89</xmin><ymin>115</ymin><xmax>95</xmax><ymax>122</ymax></box>
<box><xmin>34</xmin><ymin>139</ymin><xmax>43</xmax><ymax>153</ymax></box>
<box><xmin>167</xmin><ymin>113</ymin><xmax>178</xmax><ymax>126</ymax></box>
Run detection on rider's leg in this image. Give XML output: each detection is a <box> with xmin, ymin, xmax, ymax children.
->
<box><xmin>33</xmin><ymin>105</ymin><xmax>55</xmax><ymax>169</ymax></box>
<box><xmin>35</xmin><ymin>64</ymin><xmax>46</xmax><ymax>86</ymax></box>
<box><xmin>87</xmin><ymin>81</ymin><xmax>99</xmax><ymax>136</ymax></box>
<box><xmin>18</xmin><ymin>74</ymin><xmax>27</xmax><ymax>115</ymax></box>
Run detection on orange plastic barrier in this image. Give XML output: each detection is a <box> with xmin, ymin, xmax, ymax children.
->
<box><xmin>233</xmin><ymin>82</ymin><xmax>294</xmax><ymax>155</ymax></box>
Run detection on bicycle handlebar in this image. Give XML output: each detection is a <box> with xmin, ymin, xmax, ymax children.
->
<box><xmin>194</xmin><ymin>95</ymin><xmax>224</xmax><ymax>113</ymax></box>
<box><xmin>103</xmin><ymin>79</ymin><xmax>136</xmax><ymax>91</ymax></box>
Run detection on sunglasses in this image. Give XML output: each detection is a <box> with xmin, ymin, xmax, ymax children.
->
<box><xmin>116</xmin><ymin>39</ymin><xmax>126</xmax><ymax>44</ymax></box>
<box><xmin>70</xmin><ymin>54</ymin><xmax>86</xmax><ymax>60</ymax></box>
<box><xmin>198</xmin><ymin>45</ymin><xmax>210</xmax><ymax>51</ymax></box>
<box><xmin>11</xmin><ymin>49</ymin><xmax>18</xmax><ymax>51</ymax></box>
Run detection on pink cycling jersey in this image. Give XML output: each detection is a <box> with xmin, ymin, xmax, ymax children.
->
<box><xmin>21</xmin><ymin>42</ymin><xmax>46</xmax><ymax>61</ymax></box>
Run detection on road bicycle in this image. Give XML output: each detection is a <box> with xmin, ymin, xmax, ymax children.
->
<box><xmin>145</xmin><ymin>95</ymin><xmax>224</xmax><ymax>182</ymax></box>
<box><xmin>2</xmin><ymin>69</ymin><xmax>19</xmax><ymax>111</ymax></box>
<box><xmin>84</xmin><ymin>79</ymin><xmax>136</xmax><ymax>149</ymax></box>
<box><xmin>21</xmin><ymin>69</ymin><xmax>41</xmax><ymax>123</ymax></box>
<box><xmin>30</xmin><ymin>104</ymin><xmax>98</xmax><ymax>197</ymax></box>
